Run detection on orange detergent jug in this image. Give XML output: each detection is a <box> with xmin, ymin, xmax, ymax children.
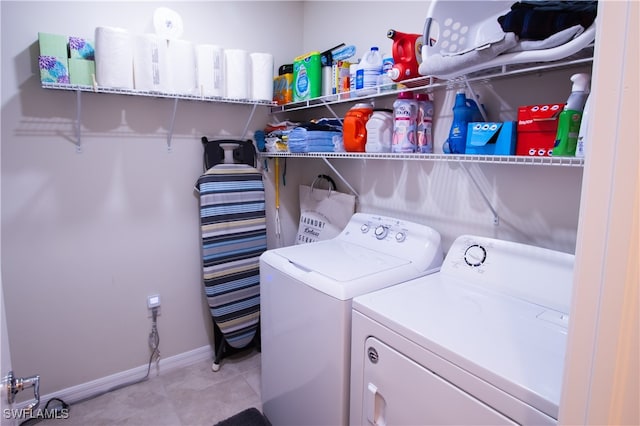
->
<box><xmin>343</xmin><ymin>103</ymin><xmax>374</xmax><ymax>152</ymax></box>
<box><xmin>387</xmin><ymin>29</ymin><xmax>423</xmax><ymax>82</ymax></box>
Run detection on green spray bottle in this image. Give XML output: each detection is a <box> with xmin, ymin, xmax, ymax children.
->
<box><xmin>552</xmin><ymin>73</ymin><xmax>591</xmax><ymax>156</ymax></box>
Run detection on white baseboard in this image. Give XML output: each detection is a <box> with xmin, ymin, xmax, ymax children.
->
<box><xmin>21</xmin><ymin>345</ymin><xmax>213</xmax><ymax>409</ymax></box>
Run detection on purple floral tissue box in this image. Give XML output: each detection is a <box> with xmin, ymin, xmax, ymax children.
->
<box><xmin>39</xmin><ymin>56</ymin><xmax>69</xmax><ymax>84</ymax></box>
<box><xmin>69</xmin><ymin>36</ymin><xmax>95</xmax><ymax>60</ymax></box>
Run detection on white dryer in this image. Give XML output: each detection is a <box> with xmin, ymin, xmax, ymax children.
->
<box><xmin>260</xmin><ymin>213</ymin><xmax>443</xmax><ymax>426</ymax></box>
<box><xmin>350</xmin><ymin>235</ymin><xmax>575</xmax><ymax>425</ymax></box>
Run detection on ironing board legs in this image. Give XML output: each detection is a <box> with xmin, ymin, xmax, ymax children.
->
<box><xmin>211</xmin><ymin>319</ymin><xmax>261</xmax><ymax>372</ymax></box>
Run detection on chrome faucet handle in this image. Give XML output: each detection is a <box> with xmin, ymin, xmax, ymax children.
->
<box><xmin>4</xmin><ymin>371</ymin><xmax>40</xmax><ymax>411</ymax></box>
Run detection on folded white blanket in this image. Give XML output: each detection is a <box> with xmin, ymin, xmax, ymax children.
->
<box><xmin>506</xmin><ymin>25</ymin><xmax>585</xmax><ymax>53</ymax></box>
<box><xmin>420</xmin><ymin>32</ymin><xmax>518</xmax><ymax>78</ymax></box>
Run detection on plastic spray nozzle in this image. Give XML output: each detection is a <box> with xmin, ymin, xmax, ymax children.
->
<box><xmin>571</xmin><ymin>73</ymin><xmax>591</xmax><ymax>93</ymax></box>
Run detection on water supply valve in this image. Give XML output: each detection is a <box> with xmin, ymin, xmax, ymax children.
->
<box><xmin>4</xmin><ymin>371</ymin><xmax>40</xmax><ymax>411</ymax></box>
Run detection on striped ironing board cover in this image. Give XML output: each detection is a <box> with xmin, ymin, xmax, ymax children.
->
<box><xmin>197</xmin><ymin>164</ymin><xmax>266</xmax><ymax>349</ymax></box>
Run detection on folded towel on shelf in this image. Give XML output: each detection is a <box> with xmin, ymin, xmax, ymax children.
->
<box><xmin>288</xmin><ymin>127</ymin><xmax>341</xmax><ymax>153</ymax></box>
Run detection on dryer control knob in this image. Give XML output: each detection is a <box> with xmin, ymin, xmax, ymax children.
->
<box><xmin>374</xmin><ymin>225</ymin><xmax>389</xmax><ymax>240</ymax></box>
<box><xmin>395</xmin><ymin>232</ymin><xmax>407</xmax><ymax>242</ymax></box>
<box><xmin>464</xmin><ymin>244</ymin><xmax>487</xmax><ymax>267</ymax></box>
<box><xmin>360</xmin><ymin>223</ymin><xmax>370</xmax><ymax>233</ymax></box>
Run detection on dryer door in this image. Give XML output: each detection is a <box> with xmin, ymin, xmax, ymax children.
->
<box><xmin>361</xmin><ymin>337</ymin><xmax>516</xmax><ymax>425</ymax></box>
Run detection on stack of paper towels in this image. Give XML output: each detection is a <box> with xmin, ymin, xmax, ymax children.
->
<box><xmin>94</xmin><ymin>27</ymin><xmax>273</xmax><ymax>100</ymax></box>
<box><xmin>95</xmin><ymin>26</ymin><xmax>134</xmax><ymax>89</ymax></box>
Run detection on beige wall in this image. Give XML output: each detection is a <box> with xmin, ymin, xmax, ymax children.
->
<box><xmin>1</xmin><ymin>0</ymin><xmax>302</xmax><ymax>397</ymax></box>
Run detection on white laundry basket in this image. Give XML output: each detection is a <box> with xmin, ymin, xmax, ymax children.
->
<box><xmin>419</xmin><ymin>0</ymin><xmax>596</xmax><ymax>79</ymax></box>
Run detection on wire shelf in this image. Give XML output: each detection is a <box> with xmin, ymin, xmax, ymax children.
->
<box><xmin>258</xmin><ymin>152</ymin><xmax>584</xmax><ymax>167</ymax></box>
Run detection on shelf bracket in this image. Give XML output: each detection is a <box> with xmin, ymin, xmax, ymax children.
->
<box><xmin>462</xmin><ymin>76</ymin><xmax>489</xmax><ymax>122</ymax></box>
<box><xmin>459</xmin><ymin>162</ymin><xmax>499</xmax><ymax>226</ymax></box>
<box><xmin>319</xmin><ymin>98</ymin><xmax>343</xmax><ymax>122</ymax></box>
<box><xmin>75</xmin><ymin>89</ymin><xmax>82</xmax><ymax>153</ymax></box>
<box><xmin>166</xmin><ymin>98</ymin><xmax>179</xmax><ymax>152</ymax></box>
<box><xmin>320</xmin><ymin>157</ymin><xmax>359</xmax><ymax>199</ymax></box>
<box><xmin>240</xmin><ymin>103</ymin><xmax>258</xmax><ymax>140</ymax></box>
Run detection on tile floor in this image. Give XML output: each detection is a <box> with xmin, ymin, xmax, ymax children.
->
<box><xmin>39</xmin><ymin>349</ymin><xmax>262</xmax><ymax>426</ymax></box>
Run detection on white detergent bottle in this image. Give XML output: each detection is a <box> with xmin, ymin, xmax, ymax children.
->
<box><xmin>365</xmin><ymin>109</ymin><xmax>394</xmax><ymax>153</ymax></box>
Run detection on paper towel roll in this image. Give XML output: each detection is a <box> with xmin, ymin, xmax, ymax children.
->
<box><xmin>95</xmin><ymin>26</ymin><xmax>134</xmax><ymax>89</ymax></box>
<box><xmin>250</xmin><ymin>52</ymin><xmax>274</xmax><ymax>101</ymax></box>
<box><xmin>224</xmin><ymin>49</ymin><xmax>250</xmax><ymax>100</ymax></box>
<box><xmin>133</xmin><ymin>34</ymin><xmax>168</xmax><ymax>92</ymax></box>
<box><xmin>153</xmin><ymin>7</ymin><xmax>184</xmax><ymax>40</ymax></box>
<box><xmin>166</xmin><ymin>39</ymin><xmax>196</xmax><ymax>95</ymax></box>
<box><xmin>196</xmin><ymin>44</ymin><xmax>225</xmax><ymax>98</ymax></box>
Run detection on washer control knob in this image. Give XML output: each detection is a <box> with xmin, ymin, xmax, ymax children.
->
<box><xmin>360</xmin><ymin>223</ymin><xmax>370</xmax><ymax>233</ymax></box>
<box><xmin>464</xmin><ymin>244</ymin><xmax>487</xmax><ymax>267</ymax></box>
<box><xmin>374</xmin><ymin>225</ymin><xmax>389</xmax><ymax>240</ymax></box>
<box><xmin>395</xmin><ymin>232</ymin><xmax>407</xmax><ymax>243</ymax></box>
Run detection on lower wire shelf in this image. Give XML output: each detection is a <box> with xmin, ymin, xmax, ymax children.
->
<box><xmin>258</xmin><ymin>151</ymin><xmax>584</xmax><ymax>167</ymax></box>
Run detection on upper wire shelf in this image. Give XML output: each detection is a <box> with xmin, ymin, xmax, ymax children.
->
<box><xmin>271</xmin><ymin>47</ymin><xmax>594</xmax><ymax>113</ymax></box>
<box><xmin>41</xmin><ymin>82</ymin><xmax>277</xmax><ymax>106</ymax></box>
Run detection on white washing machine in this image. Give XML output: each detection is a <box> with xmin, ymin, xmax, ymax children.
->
<box><xmin>350</xmin><ymin>235</ymin><xmax>575</xmax><ymax>426</ymax></box>
<box><xmin>260</xmin><ymin>213</ymin><xmax>443</xmax><ymax>426</ymax></box>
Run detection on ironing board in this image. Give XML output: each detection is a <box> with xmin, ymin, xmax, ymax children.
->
<box><xmin>196</xmin><ymin>141</ymin><xmax>266</xmax><ymax>372</ymax></box>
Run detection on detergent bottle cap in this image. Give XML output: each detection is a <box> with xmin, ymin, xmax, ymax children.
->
<box><xmin>370</xmin><ymin>46</ymin><xmax>379</xmax><ymax>51</ymax></box>
<box><xmin>387</xmin><ymin>68</ymin><xmax>400</xmax><ymax>80</ymax></box>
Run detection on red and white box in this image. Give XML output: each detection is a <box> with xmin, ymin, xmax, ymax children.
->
<box><xmin>516</xmin><ymin>103</ymin><xmax>564</xmax><ymax>156</ymax></box>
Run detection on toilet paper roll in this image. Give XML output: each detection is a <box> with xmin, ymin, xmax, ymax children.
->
<box><xmin>224</xmin><ymin>49</ymin><xmax>250</xmax><ymax>100</ymax></box>
<box><xmin>250</xmin><ymin>52</ymin><xmax>274</xmax><ymax>101</ymax></box>
<box><xmin>95</xmin><ymin>26</ymin><xmax>134</xmax><ymax>89</ymax></box>
<box><xmin>133</xmin><ymin>34</ymin><xmax>168</xmax><ymax>92</ymax></box>
<box><xmin>166</xmin><ymin>39</ymin><xmax>196</xmax><ymax>95</ymax></box>
<box><xmin>196</xmin><ymin>44</ymin><xmax>225</xmax><ymax>97</ymax></box>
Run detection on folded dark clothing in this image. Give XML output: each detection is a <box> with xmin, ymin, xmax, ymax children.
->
<box><xmin>498</xmin><ymin>1</ymin><xmax>597</xmax><ymax>40</ymax></box>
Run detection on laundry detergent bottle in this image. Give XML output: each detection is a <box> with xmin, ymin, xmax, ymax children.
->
<box><xmin>386</xmin><ymin>29</ymin><xmax>423</xmax><ymax>82</ymax></box>
<box><xmin>552</xmin><ymin>73</ymin><xmax>590</xmax><ymax>156</ymax></box>
<box><xmin>343</xmin><ymin>102</ymin><xmax>374</xmax><ymax>152</ymax></box>
<box><xmin>445</xmin><ymin>90</ymin><xmax>475</xmax><ymax>154</ymax></box>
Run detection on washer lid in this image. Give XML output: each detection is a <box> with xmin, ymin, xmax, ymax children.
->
<box><xmin>274</xmin><ymin>240</ymin><xmax>410</xmax><ymax>282</ymax></box>
<box><xmin>353</xmin><ymin>275</ymin><xmax>568</xmax><ymax>420</ymax></box>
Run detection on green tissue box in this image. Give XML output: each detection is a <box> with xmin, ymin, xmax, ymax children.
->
<box><xmin>69</xmin><ymin>58</ymin><xmax>95</xmax><ymax>86</ymax></box>
<box><xmin>38</xmin><ymin>32</ymin><xmax>68</xmax><ymax>58</ymax></box>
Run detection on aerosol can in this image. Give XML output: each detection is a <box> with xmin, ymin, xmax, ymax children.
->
<box><xmin>386</xmin><ymin>29</ymin><xmax>423</xmax><ymax>82</ymax></box>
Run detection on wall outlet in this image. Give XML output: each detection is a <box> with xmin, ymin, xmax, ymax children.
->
<box><xmin>147</xmin><ymin>294</ymin><xmax>161</xmax><ymax>309</ymax></box>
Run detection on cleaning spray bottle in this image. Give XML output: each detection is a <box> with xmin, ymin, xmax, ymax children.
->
<box><xmin>552</xmin><ymin>73</ymin><xmax>591</xmax><ymax>156</ymax></box>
